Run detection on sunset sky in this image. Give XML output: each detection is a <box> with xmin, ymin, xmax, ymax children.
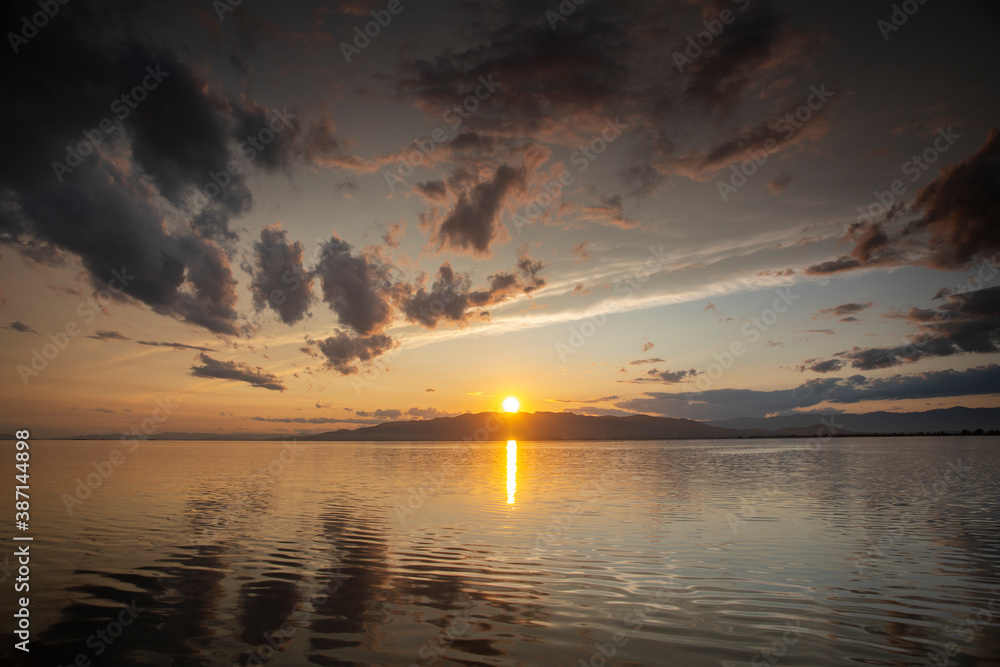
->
<box><xmin>2</xmin><ymin>0</ymin><xmax>999</xmax><ymax>437</ymax></box>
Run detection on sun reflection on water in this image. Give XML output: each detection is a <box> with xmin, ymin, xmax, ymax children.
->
<box><xmin>506</xmin><ymin>440</ymin><xmax>517</xmax><ymax>505</ymax></box>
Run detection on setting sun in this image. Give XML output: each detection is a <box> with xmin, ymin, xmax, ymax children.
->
<box><xmin>502</xmin><ymin>396</ymin><xmax>520</xmax><ymax>413</ymax></box>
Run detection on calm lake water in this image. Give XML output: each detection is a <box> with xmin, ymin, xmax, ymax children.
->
<box><xmin>3</xmin><ymin>436</ymin><xmax>999</xmax><ymax>666</ymax></box>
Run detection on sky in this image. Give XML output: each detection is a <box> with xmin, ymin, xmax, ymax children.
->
<box><xmin>1</xmin><ymin>0</ymin><xmax>999</xmax><ymax>438</ymax></box>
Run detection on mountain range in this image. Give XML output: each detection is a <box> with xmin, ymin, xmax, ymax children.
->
<box><xmin>60</xmin><ymin>406</ymin><xmax>1000</xmax><ymax>441</ymax></box>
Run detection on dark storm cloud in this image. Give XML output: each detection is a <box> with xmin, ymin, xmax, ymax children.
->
<box><xmin>806</xmin><ymin>129</ymin><xmax>1000</xmax><ymax>276</ymax></box>
<box><xmin>247</xmin><ymin>224</ymin><xmax>315</xmax><ymax>325</ymax></box>
<box><xmin>190</xmin><ymin>353</ymin><xmax>285</xmax><ymax>391</ymax></box>
<box><xmin>619</xmin><ymin>364</ymin><xmax>1000</xmax><ymax>419</ymax></box>
<box><xmin>826</xmin><ymin>286</ymin><xmax>1000</xmax><ymax>371</ymax></box>
<box><xmin>316</xmin><ymin>331</ymin><xmax>396</xmax><ymax>375</ymax></box>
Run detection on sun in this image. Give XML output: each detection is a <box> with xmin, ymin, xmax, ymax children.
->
<box><xmin>502</xmin><ymin>396</ymin><xmax>520</xmax><ymax>413</ymax></box>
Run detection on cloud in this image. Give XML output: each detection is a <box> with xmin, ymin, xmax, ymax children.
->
<box><xmin>247</xmin><ymin>224</ymin><xmax>315</xmax><ymax>325</ymax></box>
<box><xmin>796</xmin><ymin>358</ymin><xmax>846</xmax><ymax>374</ymax></box>
<box><xmin>619</xmin><ymin>364</ymin><xmax>1000</xmax><ymax>419</ymax></box>
<box><xmin>190</xmin><ymin>353</ymin><xmax>285</xmax><ymax>391</ymax></box>
<box><xmin>88</xmin><ymin>329</ymin><xmax>213</xmax><ymax>351</ymax></box>
<box><xmin>814</xmin><ymin>302</ymin><xmax>873</xmax><ymax>321</ymax></box>
<box><xmin>382</xmin><ymin>224</ymin><xmax>405</xmax><ymax>248</ymax></box>
<box><xmin>805</xmin><ymin>329</ymin><xmax>836</xmax><ymax>335</ymax></box>
<box><xmin>316</xmin><ymin>331</ymin><xmax>396</xmax><ymax>375</ymax></box>
<box><xmin>629</xmin><ymin>358</ymin><xmax>665</xmax><ymax>365</ymax></box>
<box><xmin>0</xmin><ymin>12</ymin><xmax>248</xmax><ymax>334</ymax></box>
<box><xmin>828</xmin><ymin>285</ymin><xmax>1000</xmax><ymax>370</ymax></box>
<box><xmin>641</xmin><ymin>341</ymin><xmax>655</xmax><ymax>352</ymax></box>
<box><xmin>425</xmin><ymin>163</ymin><xmax>528</xmax><ymax>255</ymax></box>
<box><xmin>136</xmin><ymin>340</ymin><xmax>216</xmax><ymax>352</ymax></box>
<box><xmin>767</xmin><ymin>172</ymin><xmax>792</xmax><ymax>194</ymax></box>
<box><xmin>911</xmin><ymin>128</ymin><xmax>1000</xmax><ymax>270</ymax></box>
<box><xmin>548</xmin><ymin>396</ymin><xmax>619</xmax><ymax>404</ymax></box>
<box><xmin>316</xmin><ymin>236</ymin><xmax>395</xmax><ymax>336</ymax></box>
<box><xmin>572</xmin><ymin>241</ymin><xmax>590</xmax><ymax>261</ymax></box>
<box><xmin>0</xmin><ymin>3</ymin><xmax>347</xmax><ymax>336</ymax></box>
<box><xmin>626</xmin><ymin>368</ymin><xmax>698</xmax><ymax>383</ymax></box>
<box><xmin>88</xmin><ymin>330</ymin><xmax>131</xmax><ymax>341</ymax></box>
<box><xmin>680</xmin><ymin>5</ymin><xmax>810</xmax><ymax>112</ymax></box>
<box><xmin>355</xmin><ymin>408</ymin><xmax>402</xmax><ymax>419</ymax></box>
<box><xmin>406</xmin><ymin>407</ymin><xmax>456</xmax><ymax>419</ymax></box>
<box><xmin>397</xmin><ymin>250</ymin><xmax>545</xmax><ymax>328</ymax></box>
<box><xmin>806</xmin><ymin>129</ymin><xmax>1000</xmax><ymax>276</ymax></box>
<box><xmin>5</xmin><ymin>321</ymin><xmax>38</xmax><ymax>334</ymax></box>
<box><xmin>580</xmin><ymin>194</ymin><xmax>640</xmax><ymax>229</ymax></box>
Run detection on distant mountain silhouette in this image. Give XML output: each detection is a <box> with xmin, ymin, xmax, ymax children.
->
<box><xmin>297</xmin><ymin>411</ymin><xmax>730</xmax><ymax>441</ymax></box>
<box><xmin>708</xmin><ymin>406</ymin><xmax>1000</xmax><ymax>435</ymax></box>
<box><xmin>62</xmin><ymin>407</ymin><xmax>1000</xmax><ymax>441</ymax></box>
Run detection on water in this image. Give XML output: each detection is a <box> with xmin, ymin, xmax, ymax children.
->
<box><xmin>3</xmin><ymin>436</ymin><xmax>999</xmax><ymax>666</ymax></box>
